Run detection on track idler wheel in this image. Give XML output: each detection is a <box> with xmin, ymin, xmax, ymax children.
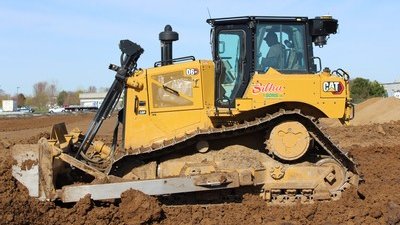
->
<box><xmin>267</xmin><ymin>121</ymin><xmax>311</xmax><ymax>161</ymax></box>
<box><xmin>316</xmin><ymin>158</ymin><xmax>347</xmax><ymax>193</ymax></box>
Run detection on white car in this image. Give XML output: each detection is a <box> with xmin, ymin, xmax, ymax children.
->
<box><xmin>18</xmin><ymin>106</ymin><xmax>34</xmax><ymax>113</ymax></box>
<box><xmin>394</xmin><ymin>91</ymin><xmax>400</xmax><ymax>99</ymax></box>
<box><xmin>48</xmin><ymin>107</ymin><xmax>65</xmax><ymax>113</ymax></box>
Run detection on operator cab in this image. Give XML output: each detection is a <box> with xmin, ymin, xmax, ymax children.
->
<box><xmin>207</xmin><ymin>16</ymin><xmax>338</xmax><ymax>108</ymax></box>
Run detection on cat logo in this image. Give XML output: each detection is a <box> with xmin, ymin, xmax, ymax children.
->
<box><xmin>323</xmin><ymin>81</ymin><xmax>344</xmax><ymax>94</ymax></box>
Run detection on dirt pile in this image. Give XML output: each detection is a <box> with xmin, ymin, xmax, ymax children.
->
<box><xmin>53</xmin><ymin>190</ymin><xmax>162</xmax><ymax>225</ymax></box>
<box><xmin>120</xmin><ymin>189</ymin><xmax>162</xmax><ymax>224</ymax></box>
<box><xmin>352</xmin><ymin>97</ymin><xmax>400</xmax><ymax>125</ymax></box>
<box><xmin>321</xmin><ymin>97</ymin><xmax>400</xmax><ymax>127</ymax></box>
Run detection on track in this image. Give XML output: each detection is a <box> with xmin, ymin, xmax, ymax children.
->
<box><xmin>97</xmin><ymin>109</ymin><xmax>360</xmax><ymax>203</ymax></box>
<box><xmin>112</xmin><ymin>109</ymin><xmax>357</xmax><ymax>172</ymax></box>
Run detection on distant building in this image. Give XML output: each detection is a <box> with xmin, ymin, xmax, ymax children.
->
<box><xmin>2</xmin><ymin>100</ymin><xmax>17</xmax><ymax>112</ymax></box>
<box><xmin>79</xmin><ymin>92</ymin><xmax>124</xmax><ymax>109</ymax></box>
<box><xmin>381</xmin><ymin>82</ymin><xmax>400</xmax><ymax>99</ymax></box>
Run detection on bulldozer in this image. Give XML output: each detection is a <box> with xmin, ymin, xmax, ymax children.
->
<box><xmin>12</xmin><ymin>15</ymin><xmax>358</xmax><ymax>204</ymax></box>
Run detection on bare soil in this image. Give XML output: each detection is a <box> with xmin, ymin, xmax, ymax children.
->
<box><xmin>1</xmin><ymin>112</ymin><xmax>400</xmax><ymax>225</ymax></box>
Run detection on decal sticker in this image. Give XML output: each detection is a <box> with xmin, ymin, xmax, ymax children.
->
<box><xmin>323</xmin><ymin>81</ymin><xmax>344</xmax><ymax>94</ymax></box>
<box><xmin>186</xmin><ymin>68</ymin><xmax>199</xmax><ymax>75</ymax></box>
<box><xmin>252</xmin><ymin>83</ymin><xmax>284</xmax><ymax>99</ymax></box>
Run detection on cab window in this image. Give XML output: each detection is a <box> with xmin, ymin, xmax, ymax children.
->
<box><xmin>255</xmin><ymin>24</ymin><xmax>307</xmax><ymax>73</ymax></box>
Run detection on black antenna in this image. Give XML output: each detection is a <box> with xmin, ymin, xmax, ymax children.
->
<box><xmin>207</xmin><ymin>7</ymin><xmax>212</xmax><ymax>19</ymax></box>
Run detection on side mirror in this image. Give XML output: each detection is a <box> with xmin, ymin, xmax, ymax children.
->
<box><xmin>312</xmin><ymin>57</ymin><xmax>322</xmax><ymax>73</ymax></box>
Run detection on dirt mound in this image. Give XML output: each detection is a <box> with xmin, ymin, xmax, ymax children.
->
<box><xmin>56</xmin><ymin>190</ymin><xmax>162</xmax><ymax>225</ymax></box>
<box><xmin>352</xmin><ymin>97</ymin><xmax>400</xmax><ymax>125</ymax></box>
<box><xmin>321</xmin><ymin>97</ymin><xmax>400</xmax><ymax>127</ymax></box>
<box><xmin>120</xmin><ymin>189</ymin><xmax>162</xmax><ymax>224</ymax></box>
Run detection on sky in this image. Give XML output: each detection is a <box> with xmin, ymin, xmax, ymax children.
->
<box><xmin>0</xmin><ymin>0</ymin><xmax>399</xmax><ymax>96</ymax></box>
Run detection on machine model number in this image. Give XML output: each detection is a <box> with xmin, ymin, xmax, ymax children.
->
<box><xmin>323</xmin><ymin>81</ymin><xmax>344</xmax><ymax>94</ymax></box>
<box><xmin>186</xmin><ymin>68</ymin><xmax>199</xmax><ymax>75</ymax></box>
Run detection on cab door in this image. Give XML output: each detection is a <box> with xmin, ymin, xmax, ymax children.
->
<box><xmin>214</xmin><ymin>25</ymin><xmax>251</xmax><ymax>108</ymax></box>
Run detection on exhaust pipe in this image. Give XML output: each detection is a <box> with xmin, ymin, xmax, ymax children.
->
<box><xmin>159</xmin><ymin>25</ymin><xmax>179</xmax><ymax>66</ymax></box>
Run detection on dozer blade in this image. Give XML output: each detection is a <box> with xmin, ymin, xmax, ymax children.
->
<box><xmin>11</xmin><ymin>144</ymin><xmax>41</xmax><ymax>198</ymax></box>
<box><xmin>11</xmin><ymin>138</ymin><xmax>57</xmax><ymax>201</ymax></box>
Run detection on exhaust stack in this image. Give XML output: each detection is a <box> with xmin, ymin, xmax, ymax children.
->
<box><xmin>159</xmin><ymin>25</ymin><xmax>179</xmax><ymax>66</ymax></box>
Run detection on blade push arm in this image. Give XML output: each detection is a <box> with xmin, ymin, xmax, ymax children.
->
<box><xmin>76</xmin><ymin>40</ymin><xmax>144</xmax><ymax>159</ymax></box>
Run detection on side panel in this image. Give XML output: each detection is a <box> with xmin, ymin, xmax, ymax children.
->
<box><xmin>123</xmin><ymin>60</ymin><xmax>215</xmax><ymax>150</ymax></box>
<box><xmin>241</xmin><ymin>69</ymin><xmax>347</xmax><ymax>118</ymax></box>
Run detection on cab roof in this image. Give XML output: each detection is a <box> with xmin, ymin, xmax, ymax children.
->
<box><xmin>206</xmin><ymin>16</ymin><xmax>309</xmax><ymax>26</ymax></box>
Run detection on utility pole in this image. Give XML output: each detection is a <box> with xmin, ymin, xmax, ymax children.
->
<box><xmin>16</xmin><ymin>86</ymin><xmax>20</xmax><ymax>104</ymax></box>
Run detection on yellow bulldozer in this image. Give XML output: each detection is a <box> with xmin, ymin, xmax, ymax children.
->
<box><xmin>12</xmin><ymin>15</ymin><xmax>358</xmax><ymax>203</ymax></box>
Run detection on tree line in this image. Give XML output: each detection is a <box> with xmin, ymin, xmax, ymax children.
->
<box><xmin>0</xmin><ymin>81</ymin><xmax>107</xmax><ymax>111</ymax></box>
<box><xmin>349</xmin><ymin>77</ymin><xmax>387</xmax><ymax>103</ymax></box>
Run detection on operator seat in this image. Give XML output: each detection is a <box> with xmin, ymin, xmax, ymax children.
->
<box><xmin>284</xmin><ymin>40</ymin><xmax>301</xmax><ymax>70</ymax></box>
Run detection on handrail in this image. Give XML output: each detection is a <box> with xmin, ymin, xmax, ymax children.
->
<box><xmin>154</xmin><ymin>56</ymin><xmax>195</xmax><ymax>67</ymax></box>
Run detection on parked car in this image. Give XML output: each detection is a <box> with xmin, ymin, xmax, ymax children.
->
<box><xmin>394</xmin><ymin>91</ymin><xmax>400</xmax><ymax>99</ymax></box>
<box><xmin>48</xmin><ymin>107</ymin><xmax>65</xmax><ymax>113</ymax></box>
<box><xmin>18</xmin><ymin>106</ymin><xmax>34</xmax><ymax>113</ymax></box>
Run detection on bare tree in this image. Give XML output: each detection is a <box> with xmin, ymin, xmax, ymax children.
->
<box><xmin>48</xmin><ymin>82</ymin><xmax>58</xmax><ymax>106</ymax></box>
<box><xmin>87</xmin><ymin>86</ymin><xmax>97</xmax><ymax>93</ymax></box>
<box><xmin>29</xmin><ymin>81</ymin><xmax>60</xmax><ymax>110</ymax></box>
<box><xmin>98</xmin><ymin>87</ymin><xmax>110</xmax><ymax>93</ymax></box>
<box><xmin>31</xmin><ymin>81</ymin><xmax>49</xmax><ymax>110</ymax></box>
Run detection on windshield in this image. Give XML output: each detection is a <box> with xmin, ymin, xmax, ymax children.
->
<box><xmin>255</xmin><ymin>23</ymin><xmax>307</xmax><ymax>73</ymax></box>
